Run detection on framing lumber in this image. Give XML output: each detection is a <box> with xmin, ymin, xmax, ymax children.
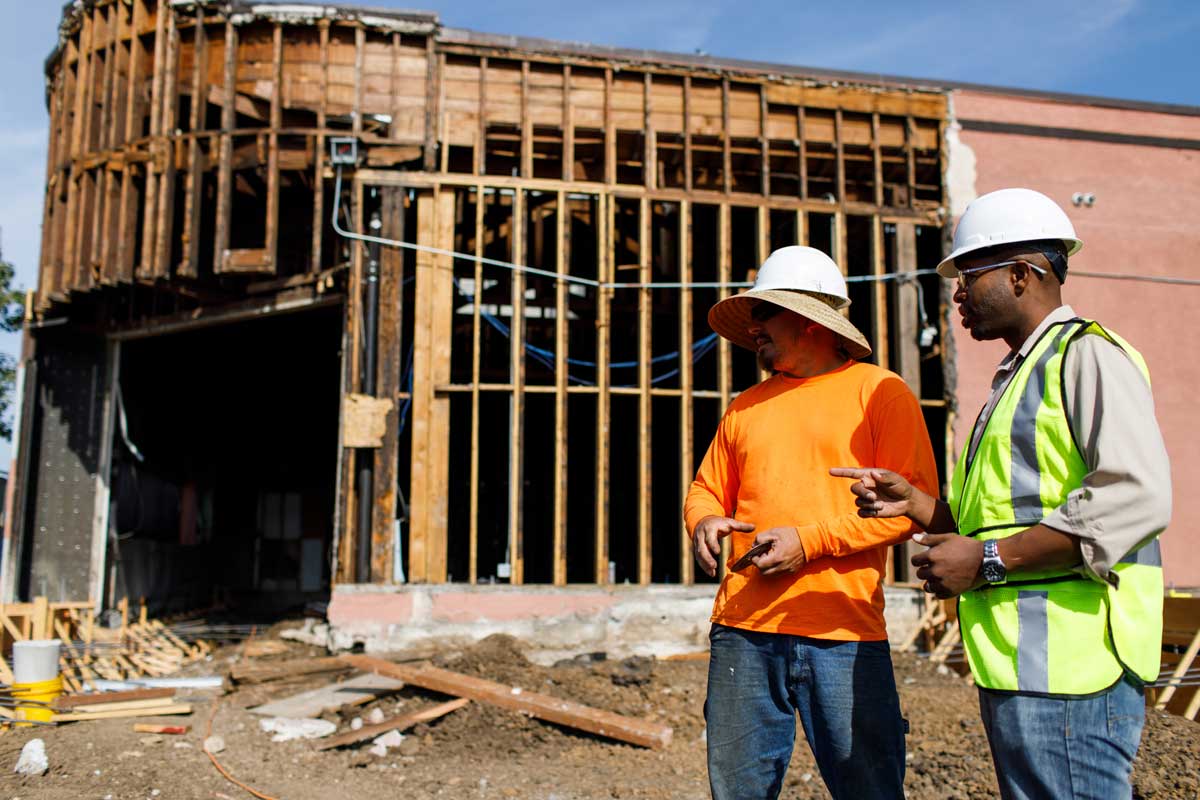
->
<box><xmin>316</xmin><ymin>697</ymin><xmax>469</xmax><ymax>750</ymax></box>
<box><xmin>54</xmin><ymin>687</ymin><xmax>175</xmax><ymax>710</ymax></box>
<box><xmin>342</xmin><ymin>655</ymin><xmax>672</xmax><ymax>749</ymax></box>
<box><xmin>52</xmin><ymin>703</ymin><xmax>192</xmax><ymax>722</ymax></box>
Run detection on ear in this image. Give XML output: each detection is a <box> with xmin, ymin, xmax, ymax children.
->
<box><xmin>1010</xmin><ymin>260</ymin><xmax>1036</xmax><ymax>296</ymax></box>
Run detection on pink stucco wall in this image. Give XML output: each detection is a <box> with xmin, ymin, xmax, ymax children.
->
<box><xmin>952</xmin><ymin>90</ymin><xmax>1200</xmax><ymax>588</ymax></box>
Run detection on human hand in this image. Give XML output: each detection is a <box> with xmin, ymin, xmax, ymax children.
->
<box><xmin>751</xmin><ymin>527</ymin><xmax>807</xmax><ymax>576</ymax></box>
<box><xmin>910</xmin><ymin>532</ymin><xmax>985</xmax><ymax>598</ymax></box>
<box><xmin>829</xmin><ymin>467</ymin><xmax>915</xmax><ymax>518</ymax></box>
<box><xmin>693</xmin><ymin>515</ymin><xmax>755</xmax><ymax>577</ymax></box>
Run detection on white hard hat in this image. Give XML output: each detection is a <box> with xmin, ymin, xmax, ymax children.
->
<box><xmin>707</xmin><ymin>246</ymin><xmax>871</xmax><ymax>359</ymax></box>
<box><xmin>937</xmin><ymin>188</ymin><xmax>1082</xmax><ymax>278</ymax></box>
<box><xmin>753</xmin><ymin>246</ymin><xmax>850</xmax><ymax>308</ymax></box>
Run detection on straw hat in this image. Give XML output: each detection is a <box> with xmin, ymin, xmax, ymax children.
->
<box><xmin>707</xmin><ymin>246</ymin><xmax>872</xmax><ymax>361</ymax></box>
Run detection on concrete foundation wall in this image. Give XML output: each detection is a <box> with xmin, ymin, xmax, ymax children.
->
<box><xmin>949</xmin><ymin>90</ymin><xmax>1200</xmax><ymax>588</ymax></box>
<box><xmin>305</xmin><ymin>584</ymin><xmax>928</xmax><ymax>663</ymax></box>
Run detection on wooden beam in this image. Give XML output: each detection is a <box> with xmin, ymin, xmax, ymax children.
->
<box><xmin>683</xmin><ymin>76</ymin><xmax>693</xmax><ymax>192</ymax></box>
<box><xmin>638</xmin><ymin>196</ymin><xmax>651</xmax><ymax>584</ymax></box>
<box><xmin>834</xmin><ymin>109</ymin><xmax>845</xmax><ymax>205</ymax></box>
<box><xmin>408</xmin><ymin>190</ymin><xmax>436</xmax><ymax>583</ymax></box>
<box><xmin>353</xmin><ymin>25</ymin><xmax>364</xmax><ymax>138</ymax></box>
<box><xmin>311</xmin><ymin>20</ymin><xmax>329</xmax><ymax>274</ymax></box>
<box><xmin>423</xmin><ymin>34</ymin><xmax>439</xmax><ymax>172</ymax></box>
<box><xmin>342</xmin><ymin>655</ymin><xmax>673</xmax><ymax>749</ymax></box>
<box><xmin>594</xmin><ymin>192</ymin><xmax>612</xmax><ymax>583</ymax></box>
<box><xmin>179</xmin><ymin>13</ymin><xmax>206</xmax><ymax>278</ymax></box>
<box><xmin>521</xmin><ymin>62</ymin><xmax>532</xmax><ymax>179</ymax></box>
<box><xmin>643</xmin><ymin>73</ymin><xmax>653</xmax><ymax>191</ymax></box>
<box><xmin>721</xmin><ymin>78</ymin><xmax>731</xmax><ymax>195</ymax></box>
<box><xmin>553</xmin><ymin>190</ymin><xmax>568</xmax><ymax>585</ymax></box>
<box><xmin>371</xmin><ymin>187</ymin><xmax>406</xmax><ymax>582</ymax></box>
<box><xmin>476</xmin><ymin>57</ymin><xmax>488</xmax><ymax>176</ymax></box>
<box><xmin>603</xmin><ymin>68</ymin><xmax>614</xmax><ymax>186</ymax></box>
<box><xmin>678</xmin><ymin>199</ymin><xmax>694</xmax><ymax>585</ymax></box>
<box><xmin>212</xmin><ymin>20</ymin><xmax>236</xmax><ymax>273</ymax></box>
<box><xmin>798</xmin><ymin>106</ymin><xmax>808</xmax><ymax>201</ymax></box>
<box><xmin>138</xmin><ymin>1</ymin><xmax>167</xmax><ymax>279</ymax></box>
<box><xmin>317</xmin><ymin>698</ymin><xmax>470</xmax><ymax>751</ymax></box>
<box><xmin>562</xmin><ymin>65</ymin><xmax>574</xmax><ymax>183</ymax></box>
<box><xmin>152</xmin><ymin>9</ymin><xmax>180</xmax><ymax>278</ymax></box>
<box><xmin>468</xmin><ymin>184</ymin><xmax>484</xmax><ymax>583</ymax></box>
<box><xmin>263</xmin><ymin>23</ymin><xmax>283</xmax><ymax>276</ymax></box>
<box><xmin>509</xmin><ymin>188</ymin><xmax>527</xmax><ymax>583</ymax></box>
<box><xmin>872</xmin><ymin>215</ymin><xmax>888</xmax><ymax>368</ymax></box>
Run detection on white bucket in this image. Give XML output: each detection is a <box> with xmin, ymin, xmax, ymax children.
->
<box><xmin>12</xmin><ymin>640</ymin><xmax>62</xmax><ymax>684</ymax></box>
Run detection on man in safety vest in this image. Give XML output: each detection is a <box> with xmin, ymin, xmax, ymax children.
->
<box><xmin>833</xmin><ymin>187</ymin><xmax>1171</xmax><ymax>800</ymax></box>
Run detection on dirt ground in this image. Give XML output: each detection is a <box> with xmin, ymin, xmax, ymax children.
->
<box><xmin>3</xmin><ymin>634</ymin><xmax>1198</xmax><ymax>800</ymax></box>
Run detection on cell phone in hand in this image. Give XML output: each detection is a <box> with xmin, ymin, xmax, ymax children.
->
<box><xmin>731</xmin><ymin>540</ymin><xmax>773</xmax><ymax>572</ymax></box>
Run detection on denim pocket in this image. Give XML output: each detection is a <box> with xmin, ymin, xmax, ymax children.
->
<box><xmin>1105</xmin><ymin>679</ymin><xmax>1145</xmax><ymax>762</ymax></box>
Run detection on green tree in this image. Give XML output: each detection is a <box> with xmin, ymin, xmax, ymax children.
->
<box><xmin>0</xmin><ymin>249</ymin><xmax>26</xmax><ymax>440</ymax></box>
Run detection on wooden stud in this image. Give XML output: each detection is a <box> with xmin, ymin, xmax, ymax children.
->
<box><xmin>521</xmin><ymin>62</ymin><xmax>532</xmax><ymax>179</ymax></box>
<box><xmin>683</xmin><ymin>76</ymin><xmax>693</xmax><ymax>193</ymax></box>
<box><xmin>643</xmin><ymin>73</ymin><xmax>654</xmax><ymax>191</ymax></box>
<box><xmin>423</xmin><ymin>34</ymin><xmax>439</xmax><ymax>172</ymax></box>
<box><xmin>759</xmin><ymin>85</ymin><xmax>770</xmax><ymax>196</ymax></box>
<box><xmin>834</xmin><ymin>109</ymin><xmax>845</xmax><ymax>205</ymax></box>
<box><xmin>212</xmin><ymin>20</ymin><xmax>236</xmax><ymax>273</ymax></box>
<box><xmin>138</xmin><ymin>1</ymin><xmax>167</xmax><ymax>280</ymax></box>
<box><xmin>179</xmin><ymin>11</ymin><xmax>205</xmax><ymax>278</ymax></box>
<box><xmin>872</xmin><ymin>215</ymin><xmax>888</xmax><ymax>368</ymax></box>
<box><xmin>893</xmin><ymin>222</ymin><xmax>920</xmax><ymax>393</ymax></box>
<box><xmin>905</xmin><ymin>117</ymin><xmax>918</xmax><ymax>211</ymax></box>
<box><xmin>468</xmin><ymin>184</ymin><xmax>484</xmax><ymax>583</ymax></box>
<box><xmin>438</xmin><ymin>52</ymin><xmax>450</xmax><ymax>173</ymax></box>
<box><xmin>262</xmin><ymin>23</ymin><xmax>283</xmax><ymax>275</ymax></box>
<box><xmin>115</xmin><ymin>0</ymin><xmax>146</xmax><ymax>284</ymax></box>
<box><xmin>353</xmin><ymin>26</ymin><xmax>364</xmax><ymax>138</ymax></box>
<box><xmin>553</xmin><ymin>190</ymin><xmax>568</xmax><ymax>585</ymax></box>
<box><xmin>62</xmin><ymin>12</ymin><xmax>93</xmax><ymax>292</ymax></box>
<box><xmin>638</xmin><ymin>196</ymin><xmax>651</xmax><ymax>584</ymax></box>
<box><xmin>716</xmin><ymin>202</ymin><xmax>732</xmax><ymax>579</ymax></box>
<box><xmin>476</xmin><ymin>57</ymin><xmax>487</xmax><ymax>176</ymax></box>
<box><xmin>509</xmin><ymin>188</ymin><xmax>527</xmax><ymax>583</ymax></box>
<box><xmin>562</xmin><ymin>66</ymin><xmax>574</xmax><ymax>183</ymax></box>
<box><xmin>721</xmin><ymin>78</ymin><xmax>732</xmax><ymax>195</ymax></box>
<box><xmin>872</xmin><ymin>112</ymin><xmax>884</xmax><ymax>208</ymax></box>
<box><xmin>311</xmin><ymin>20</ymin><xmax>330</xmax><ymax>274</ymax></box>
<box><xmin>798</xmin><ymin>106</ymin><xmax>808</xmax><ymax>201</ymax></box>
<box><xmin>152</xmin><ymin>9</ymin><xmax>180</xmax><ymax>279</ymax></box>
<box><xmin>678</xmin><ymin>200</ymin><xmax>694</xmax><ymax>585</ymax></box>
<box><xmin>603</xmin><ymin>68</ymin><xmax>614</xmax><ymax>186</ymax></box>
<box><xmin>371</xmin><ymin>186</ymin><xmax>406</xmax><ymax>582</ymax></box>
<box><xmin>594</xmin><ymin>192</ymin><xmax>612</xmax><ymax>583</ymax></box>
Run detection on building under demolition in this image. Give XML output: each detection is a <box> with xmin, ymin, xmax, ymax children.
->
<box><xmin>7</xmin><ymin>2</ymin><xmax>1199</xmax><ymax>634</ymax></box>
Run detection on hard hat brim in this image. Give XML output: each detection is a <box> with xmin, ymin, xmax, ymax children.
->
<box><xmin>936</xmin><ymin>236</ymin><xmax>1083</xmax><ymax>278</ymax></box>
<box><xmin>708</xmin><ymin>290</ymin><xmax>872</xmax><ymax>361</ymax></box>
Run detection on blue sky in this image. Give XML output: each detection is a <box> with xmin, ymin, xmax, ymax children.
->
<box><xmin>0</xmin><ymin>0</ymin><xmax>1197</xmax><ymax>461</ymax></box>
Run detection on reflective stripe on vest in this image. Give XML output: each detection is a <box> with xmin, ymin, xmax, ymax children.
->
<box><xmin>948</xmin><ymin>319</ymin><xmax>1164</xmax><ymax>694</ymax></box>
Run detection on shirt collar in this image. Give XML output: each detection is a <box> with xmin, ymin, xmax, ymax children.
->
<box><xmin>995</xmin><ymin>305</ymin><xmax>1076</xmax><ymax>374</ymax></box>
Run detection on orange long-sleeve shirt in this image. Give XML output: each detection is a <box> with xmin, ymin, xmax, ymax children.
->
<box><xmin>684</xmin><ymin>360</ymin><xmax>938</xmax><ymax>641</ymax></box>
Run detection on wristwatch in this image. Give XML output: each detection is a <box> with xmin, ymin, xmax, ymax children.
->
<box><xmin>981</xmin><ymin>539</ymin><xmax>1008</xmax><ymax>585</ymax></box>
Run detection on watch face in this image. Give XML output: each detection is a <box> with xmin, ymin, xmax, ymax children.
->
<box><xmin>982</xmin><ymin>562</ymin><xmax>1005</xmax><ymax>583</ymax></box>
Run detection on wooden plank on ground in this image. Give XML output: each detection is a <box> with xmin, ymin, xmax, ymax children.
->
<box><xmin>248</xmin><ymin>673</ymin><xmax>406</xmax><ymax>718</ymax></box>
<box><xmin>230</xmin><ymin>656</ymin><xmax>349</xmax><ymax>685</ymax></box>
<box><xmin>316</xmin><ymin>697</ymin><xmax>470</xmax><ymax>750</ymax></box>
<box><xmin>52</xmin><ymin>703</ymin><xmax>193</xmax><ymax>722</ymax></box>
<box><xmin>342</xmin><ymin>655</ymin><xmax>673</xmax><ymax>750</ymax></box>
<box><xmin>54</xmin><ymin>687</ymin><xmax>175</xmax><ymax>710</ymax></box>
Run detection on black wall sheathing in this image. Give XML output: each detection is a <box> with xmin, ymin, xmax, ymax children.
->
<box><xmin>21</xmin><ymin>329</ymin><xmax>107</xmax><ymax>601</ymax></box>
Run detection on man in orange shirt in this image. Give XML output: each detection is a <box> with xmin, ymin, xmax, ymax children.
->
<box><xmin>685</xmin><ymin>245</ymin><xmax>938</xmax><ymax>800</ymax></box>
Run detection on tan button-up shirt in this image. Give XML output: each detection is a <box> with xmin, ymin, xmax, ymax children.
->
<box><xmin>964</xmin><ymin>305</ymin><xmax>1172</xmax><ymax>586</ymax></box>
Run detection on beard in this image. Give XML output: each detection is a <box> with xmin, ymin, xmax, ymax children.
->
<box><xmin>755</xmin><ymin>347</ymin><xmax>775</xmax><ymax>371</ymax></box>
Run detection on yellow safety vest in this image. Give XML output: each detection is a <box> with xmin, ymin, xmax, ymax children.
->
<box><xmin>948</xmin><ymin>319</ymin><xmax>1163</xmax><ymax>695</ymax></box>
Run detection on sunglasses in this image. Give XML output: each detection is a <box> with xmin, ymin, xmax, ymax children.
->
<box><xmin>750</xmin><ymin>301</ymin><xmax>784</xmax><ymax>322</ymax></box>
<box><xmin>956</xmin><ymin>259</ymin><xmax>1047</xmax><ymax>290</ymax></box>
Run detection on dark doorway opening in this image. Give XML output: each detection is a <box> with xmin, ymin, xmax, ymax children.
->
<box><xmin>111</xmin><ymin>305</ymin><xmax>342</xmax><ymax>616</ymax></box>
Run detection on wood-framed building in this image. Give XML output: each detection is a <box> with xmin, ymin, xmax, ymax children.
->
<box><xmin>1</xmin><ymin>1</ymin><xmax>952</xmax><ymax>610</ymax></box>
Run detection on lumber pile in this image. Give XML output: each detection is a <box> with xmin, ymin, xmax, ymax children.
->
<box><xmin>1150</xmin><ymin>595</ymin><xmax>1200</xmax><ymax>720</ymax></box>
<box><xmin>896</xmin><ymin>593</ymin><xmax>965</xmax><ymax>669</ymax></box>
<box><xmin>1</xmin><ymin>597</ymin><xmax>215</xmax><ymax>693</ymax></box>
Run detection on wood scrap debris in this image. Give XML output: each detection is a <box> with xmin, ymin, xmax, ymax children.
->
<box><xmin>248</xmin><ymin>673</ymin><xmax>405</xmax><ymax>718</ymax></box>
<box><xmin>317</xmin><ymin>697</ymin><xmax>470</xmax><ymax>751</ymax></box>
<box><xmin>342</xmin><ymin>655</ymin><xmax>673</xmax><ymax>750</ymax></box>
<box><xmin>230</xmin><ymin>656</ymin><xmax>350</xmax><ymax>685</ymax></box>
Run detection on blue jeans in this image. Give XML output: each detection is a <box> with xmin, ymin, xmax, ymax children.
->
<box><xmin>978</xmin><ymin>675</ymin><xmax>1145</xmax><ymax>800</ymax></box>
<box><xmin>704</xmin><ymin>624</ymin><xmax>906</xmax><ymax>800</ymax></box>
